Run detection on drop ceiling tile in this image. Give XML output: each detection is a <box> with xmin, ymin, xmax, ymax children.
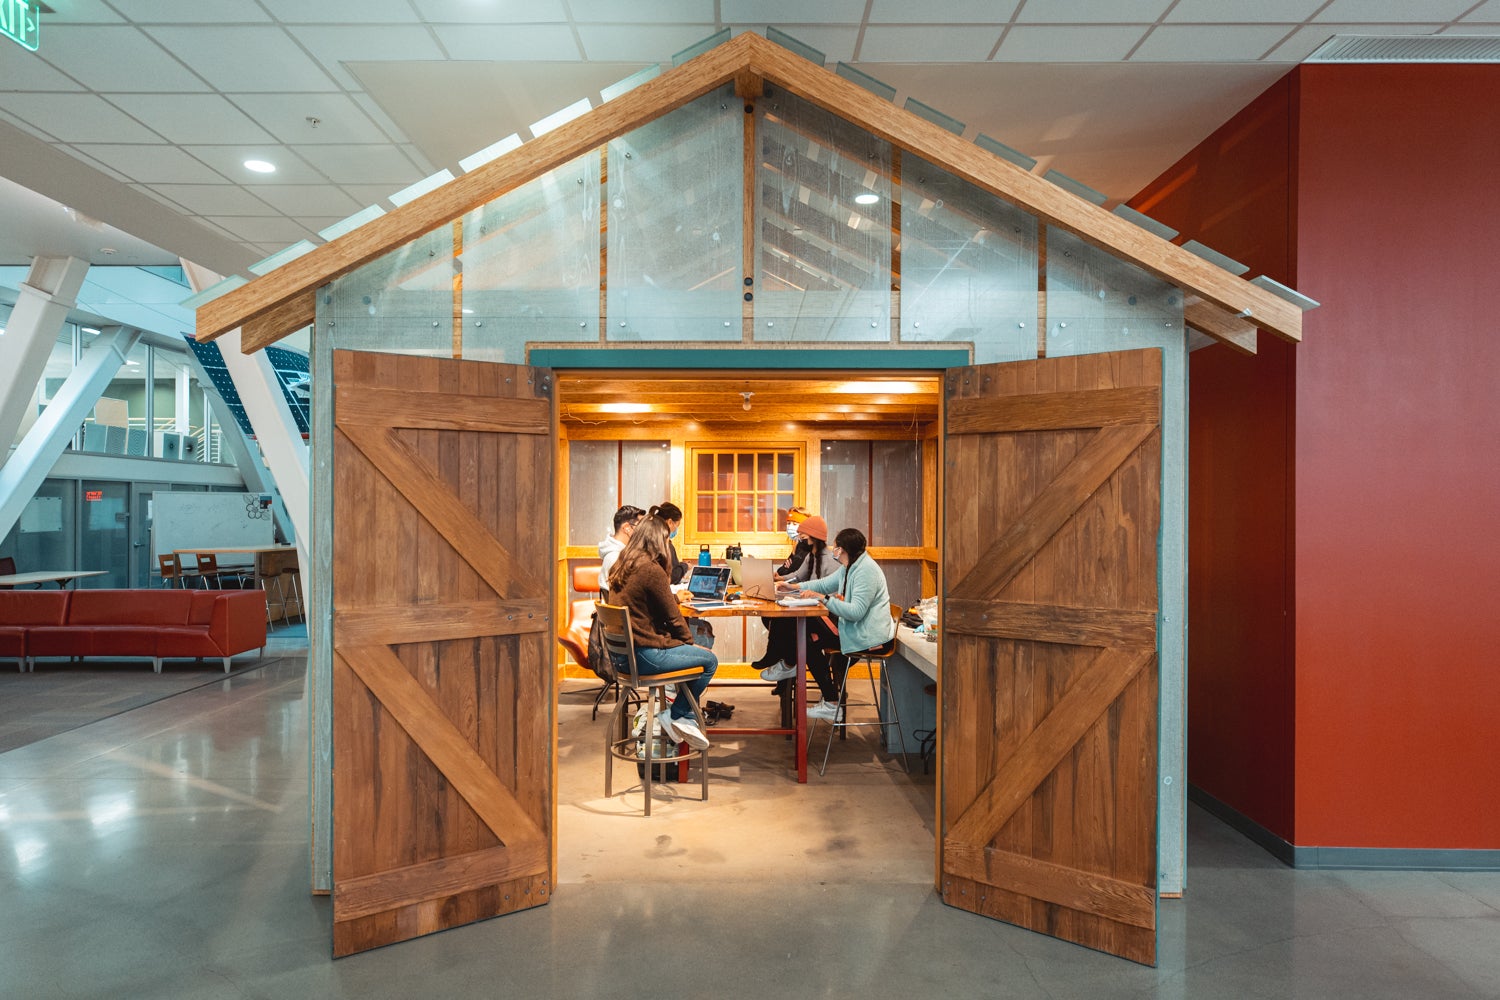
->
<box><xmin>571</xmin><ymin>0</ymin><xmax>713</xmax><ymax>21</ymax></box>
<box><xmin>1444</xmin><ymin>20</ymin><xmax>1500</xmax><ymax>31</ymax></box>
<box><xmin>183</xmin><ymin>145</ymin><xmax>329</xmax><ymax>184</ymax></box>
<box><xmin>40</xmin><ymin>26</ymin><xmax>209</xmax><ymax>93</ymax></box>
<box><xmin>109</xmin><ymin>94</ymin><xmax>274</xmax><ymax>145</ymax></box>
<box><xmin>1167</xmin><ymin>0</ymin><xmax>1325</xmax><ymax>21</ymax></box>
<box><xmin>414</xmin><ymin>0</ymin><xmax>568</xmax><ymax>22</ymax></box>
<box><xmin>288</xmin><ymin>26</ymin><xmax>446</xmax><ymax>89</ymax></box>
<box><xmin>859</xmin><ymin>26</ymin><xmax>1002</xmax><ymax>62</ymax></box>
<box><xmin>1131</xmin><ymin>24</ymin><xmax>1295</xmax><ymax>60</ymax></box>
<box><xmin>1268</xmin><ymin>22</ymin><xmax>1446</xmax><ymax>61</ymax></box>
<box><xmin>431</xmin><ymin>24</ymin><xmax>583</xmax><ymax>60</ymax></box>
<box><xmin>2</xmin><ymin>94</ymin><xmax>163</xmax><ymax>143</ymax></box>
<box><xmin>0</xmin><ymin>47</ymin><xmax>84</xmax><ymax>91</ymax></box>
<box><xmin>868</xmin><ymin>0</ymin><xmax>1021</xmax><ymax>23</ymax></box>
<box><xmin>66</xmin><ymin>149</ymin><xmax>132</xmax><ymax>184</ymax></box>
<box><xmin>37</xmin><ymin>1</ymin><xmax>125</xmax><ymax>23</ymax></box>
<box><xmin>148</xmin><ymin>185</ymin><xmax>280</xmax><ymax>216</ymax></box>
<box><xmin>399</xmin><ymin>144</ymin><xmax>437</xmax><ymax>176</ymax></box>
<box><xmin>291</xmin><ymin>145</ymin><xmax>424</xmax><ymax>186</ymax></box>
<box><xmin>127</xmin><ymin>183</ymin><xmax>193</xmax><ymax>212</ymax></box>
<box><xmin>229</xmin><ymin>93</ymin><xmax>392</xmax><ymax>145</ymax></box>
<box><xmin>259</xmin><ymin>0</ymin><xmax>417</xmax><ymax>22</ymax></box>
<box><xmin>205</xmin><ymin>216</ymin><xmax>319</xmax><ymax>244</ymax></box>
<box><xmin>345</xmin><ymin>91</ymin><xmax>410</xmax><ymax>144</ymax></box>
<box><xmin>1015</xmin><ymin>0</ymin><xmax>1173</xmax><ymax>23</ymax></box>
<box><xmin>1459</xmin><ymin>0</ymin><xmax>1500</xmax><ymax>20</ymax></box>
<box><xmin>107</xmin><ymin>0</ymin><xmax>272</xmax><ymax>21</ymax></box>
<box><xmin>740</xmin><ymin>24</ymin><xmax>858</xmax><ymax>61</ymax></box>
<box><xmin>721</xmin><ymin>0</ymin><xmax>867</xmax><ymax>22</ymax></box>
<box><xmin>71</xmin><ymin>144</ymin><xmax>228</xmax><ymax>184</ymax></box>
<box><xmin>1317</xmin><ymin>0</ymin><xmax>1477</xmax><ymax>21</ymax></box>
<box><xmin>142</xmin><ymin>26</ymin><xmax>339</xmax><ymax>92</ymax></box>
<box><xmin>340</xmin><ymin>185</ymin><xmax>405</xmax><ymax>207</ymax></box>
<box><xmin>995</xmin><ymin>26</ymin><xmax>1147</xmax><ymax>61</ymax></box>
<box><xmin>0</xmin><ymin>110</ymin><xmax>63</xmax><ymax>143</ymax></box>
<box><xmin>578</xmin><ymin>24</ymin><xmax>718</xmax><ymax>61</ymax></box>
<box><xmin>246</xmin><ymin>185</ymin><xmax>362</xmax><ymax>217</ymax></box>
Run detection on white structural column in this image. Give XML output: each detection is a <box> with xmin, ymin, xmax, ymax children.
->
<box><xmin>0</xmin><ymin>326</ymin><xmax>141</xmax><ymax>539</ymax></box>
<box><xmin>0</xmin><ymin>256</ymin><xmax>90</xmax><ymax>452</ymax></box>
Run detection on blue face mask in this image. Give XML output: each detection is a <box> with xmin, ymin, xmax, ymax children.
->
<box><xmin>669</xmin><ymin>527</ymin><xmax>678</xmax><ymax>539</ymax></box>
<box><xmin>786</xmin><ymin>524</ymin><xmax>799</xmax><ymax>541</ymax></box>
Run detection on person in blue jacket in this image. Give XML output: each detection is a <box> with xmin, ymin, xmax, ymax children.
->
<box><xmin>794</xmin><ymin>527</ymin><xmax>896</xmax><ymax>721</ymax></box>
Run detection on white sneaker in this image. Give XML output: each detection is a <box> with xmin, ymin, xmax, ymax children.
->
<box><xmin>670</xmin><ymin>714</ymin><xmax>711</xmax><ymax>750</ymax></box>
<box><xmin>760</xmin><ymin>661</ymin><xmax>797</xmax><ymax>682</ymax></box>
<box><xmin>656</xmin><ymin>709</ymin><xmax>681</xmax><ymax>745</ymax></box>
<box><xmin>807</xmin><ymin>699</ymin><xmax>842</xmax><ymax>722</ymax></box>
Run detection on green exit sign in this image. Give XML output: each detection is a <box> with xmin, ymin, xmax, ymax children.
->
<box><xmin>1</xmin><ymin>0</ymin><xmax>40</xmax><ymax>52</ymax></box>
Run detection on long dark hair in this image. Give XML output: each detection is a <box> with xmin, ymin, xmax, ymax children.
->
<box><xmin>804</xmin><ymin>537</ymin><xmax>831</xmax><ymax>577</ymax></box>
<box><xmin>649</xmin><ymin>501</ymin><xmax>682</xmax><ymax>524</ymax></box>
<box><xmin>835</xmin><ymin>527</ymin><xmax>867</xmax><ymax>562</ymax></box>
<box><xmin>610</xmin><ymin>515</ymin><xmax>674</xmax><ymax>593</ymax></box>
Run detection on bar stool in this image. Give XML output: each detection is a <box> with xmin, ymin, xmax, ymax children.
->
<box><xmin>808</xmin><ymin>603</ymin><xmax>908</xmax><ymax>777</ymax></box>
<box><xmin>596</xmin><ymin>602</ymin><xmax>709</xmax><ymax>816</ymax></box>
<box><xmin>277</xmin><ymin>566</ymin><xmax>302</xmax><ymax>623</ymax></box>
<box><xmin>569</xmin><ymin>564</ymin><xmax>620</xmax><ymax>719</ymax></box>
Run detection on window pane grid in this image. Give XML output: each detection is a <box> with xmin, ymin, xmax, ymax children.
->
<box><xmin>688</xmin><ymin>446</ymin><xmax>801</xmax><ymax>541</ymax></box>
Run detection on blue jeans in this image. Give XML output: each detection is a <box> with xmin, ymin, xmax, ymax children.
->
<box><xmin>632</xmin><ymin>643</ymin><xmax>718</xmax><ymax>720</ymax></box>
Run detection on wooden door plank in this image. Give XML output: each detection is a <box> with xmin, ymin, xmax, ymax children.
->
<box><xmin>334</xmin><ymin>841</ymin><xmax>550</xmax><ymax>922</ymax></box>
<box><xmin>335</xmin><ymin>600</ymin><xmax>550</xmax><ymax>646</ymax></box>
<box><xmin>337</xmin><ymin>386</ymin><xmax>551</xmax><ymax>434</ymax></box>
<box><xmin>946</xmin><ymin>386</ymin><xmax>1159</xmax><ymax>435</ymax></box>
<box><xmin>943</xmin><ymin>844</ymin><xmax>1155</xmax><ymax>930</ymax></box>
<box><xmin>944</xmin><ymin>599</ymin><xmax>1156</xmax><ymax>649</ymax></box>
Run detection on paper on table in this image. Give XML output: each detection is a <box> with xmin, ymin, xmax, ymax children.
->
<box><xmin>777</xmin><ymin>596</ymin><xmax>821</xmax><ymax>607</ymax></box>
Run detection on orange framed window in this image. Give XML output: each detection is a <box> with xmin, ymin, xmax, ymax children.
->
<box><xmin>686</xmin><ymin>444</ymin><xmax>803</xmax><ymax>544</ymax></box>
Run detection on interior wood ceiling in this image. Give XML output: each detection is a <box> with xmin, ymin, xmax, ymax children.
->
<box><xmin>556</xmin><ymin>371</ymin><xmax>940</xmax><ymax>431</ymax></box>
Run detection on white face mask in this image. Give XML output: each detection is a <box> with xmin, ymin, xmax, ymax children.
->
<box><xmin>786</xmin><ymin>524</ymin><xmax>800</xmax><ymax>541</ymax></box>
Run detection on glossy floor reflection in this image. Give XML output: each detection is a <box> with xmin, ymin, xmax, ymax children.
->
<box><xmin>1</xmin><ymin>659</ymin><xmax>1496</xmax><ymax>999</ymax></box>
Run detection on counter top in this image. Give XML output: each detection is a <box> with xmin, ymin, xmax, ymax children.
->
<box><xmin>894</xmin><ymin>624</ymin><xmax>937</xmax><ymax>681</ymax></box>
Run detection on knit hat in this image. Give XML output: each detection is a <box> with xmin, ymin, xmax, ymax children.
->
<box><xmin>786</xmin><ymin>506</ymin><xmax>809</xmax><ymax>524</ymax></box>
<box><xmin>799</xmin><ymin>515</ymin><xmax>828</xmax><ymax>541</ymax></box>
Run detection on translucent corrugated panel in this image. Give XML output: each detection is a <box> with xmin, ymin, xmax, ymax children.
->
<box><xmin>321</xmin><ymin>226</ymin><xmax>455</xmax><ymax>357</ymax></box>
<box><xmin>756</xmin><ymin>89</ymin><xmax>892</xmax><ymax>342</ymax></box>
<box><xmin>567</xmin><ymin>441</ymin><xmax>619</xmax><ymax>547</ymax></box>
<box><xmin>607</xmin><ymin>88</ymin><xmax>742</xmax><ymax>342</ymax></box>
<box><xmin>898</xmin><ymin>154</ymin><xmax>1038</xmax><ymax>363</ymax></box>
<box><xmin>818</xmin><ymin>440</ymin><xmax>870</xmax><ymax>538</ymax></box>
<box><xmin>1045</xmin><ymin>227</ymin><xmax>1183</xmax><ymax>355</ymax></box>
<box><xmin>620</xmin><ymin>441</ymin><xmax>671</xmax><ymax>511</ymax></box>
<box><xmin>882</xmin><ymin>561</ymin><xmax>923</xmax><ymax>609</ymax></box>
<box><xmin>460</xmin><ymin>155</ymin><xmax>601</xmax><ymax>364</ymax></box>
<box><xmin>871</xmin><ymin>440</ymin><xmax>922</xmax><ymax>547</ymax></box>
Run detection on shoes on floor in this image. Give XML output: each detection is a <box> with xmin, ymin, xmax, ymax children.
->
<box><xmin>670</xmin><ymin>713</ymin><xmax>711</xmax><ymax>750</ymax></box>
<box><xmin>760</xmin><ymin>660</ymin><xmax>797</xmax><ymax>682</ymax></box>
<box><xmin>807</xmin><ymin>699</ymin><xmax>842</xmax><ymax>722</ymax></box>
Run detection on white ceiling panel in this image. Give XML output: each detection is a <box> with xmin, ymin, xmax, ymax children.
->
<box><xmin>39</xmin><ymin>25</ymin><xmax>209</xmax><ymax>93</ymax></box>
<box><xmin>1132</xmin><ymin>25</ymin><xmax>1297</xmax><ymax>61</ymax></box>
<box><xmin>0</xmin><ymin>47</ymin><xmax>84</xmax><ymax>90</ymax></box>
<box><xmin>288</xmin><ymin>26</ymin><xmax>447</xmax><ymax>89</ymax></box>
<box><xmin>33</xmin><ymin>1</ymin><xmax>124</xmax><ymax>23</ymax></box>
<box><xmin>1459</xmin><ymin>0</ymin><xmax>1500</xmax><ymax>20</ymax></box>
<box><xmin>106</xmin><ymin>0</ymin><xmax>272</xmax><ymax>23</ymax></box>
<box><xmin>431</xmin><ymin>24</ymin><xmax>583</xmax><ymax>61</ymax></box>
<box><xmin>1267</xmin><ymin>23</ymin><xmax>1447</xmax><ymax>61</ymax></box>
<box><xmin>1015</xmin><ymin>0</ymin><xmax>1174</xmax><ymax>24</ymax></box>
<box><xmin>338</xmin><ymin>186</ymin><xmax>406</xmax><ymax>208</ymax></box>
<box><xmin>571</xmin><ymin>0</ymin><xmax>714</xmax><ymax>22</ymax></box>
<box><xmin>1167</xmin><ymin>0</ymin><xmax>1326</xmax><ymax>22</ymax></box>
<box><xmin>859</xmin><ymin>26</ymin><xmax>1002</xmax><ymax>62</ymax></box>
<box><xmin>868</xmin><ymin>0</ymin><xmax>1022</xmax><ymax>24</ymax></box>
<box><xmin>398</xmin><ymin>144</ymin><xmax>437</xmax><ymax>175</ymax></box>
<box><xmin>3</xmin><ymin>94</ymin><xmax>163</xmax><ymax>143</ymax></box>
<box><xmin>143</xmin><ymin>27</ymin><xmax>339</xmax><ymax>92</ymax></box>
<box><xmin>205</xmin><ymin>216</ymin><xmax>320</xmax><ymax>244</ymax></box>
<box><xmin>291</xmin><ymin>145</ymin><xmax>424</xmax><ymax>186</ymax></box>
<box><xmin>1317</xmin><ymin>0</ymin><xmax>1480</xmax><ymax>22</ymax></box>
<box><xmin>70</xmin><ymin>144</ymin><xmax>227</xmax><ymax>184</ymax></box>
<box><xmin>345</xmin><ymin>90</ymin><xmax>412</xmax><ymax>144</ymax></box>
<box><xmin>109</xmin><ymin>94</ymin><xmax>275</xmax><ymax>145</ymax></box>
<box><xmin>182</xmin><ymin>146</ymin><xmax>329</xmax><ymax>185</ymax></box>
<box><xmin>996</xmin><ymin>26</ymin><xmax>1147</xmax><ymax>62</ymax></box>
<box><xmin>578</xmin><ymin>24</ymin><xmax>718</xmax><ymax>62</ymax></box>
<box><xmin>414</xmin><ymin>0</ymin><xmax>569</xmax><ymax>23</ymax></box>
<box><xmin>148</xmin><ymin>185</ymin><xmax>278</xmax><ymax>216</ymax></box>
<box><xmin>229</xmin><ymin>93</ymin><xmax>393</xmax><ymax>145</ymax></box>
<box><xmin>246</xmin><ymin>185</ymin><xmax>362</xmax><ymax>217</ymax></box>
<box><xmin>258</xmin><ymin>0</ymin><xmax>418</xmax><ymax>22</ymax></box>
<box><xmin>1443</xmin><ymin>20</ymin><xmax>1500</xmax><ymax>32</ymax></box>
<box><xmin>66</xmin><ymin>151</ymin><xmax>131</xmax><ymax>184</ymax></box>
<box><xmin>721</xmin><ymin>0</ymin><xmax>870</xmax><ymax>25</ymax></box>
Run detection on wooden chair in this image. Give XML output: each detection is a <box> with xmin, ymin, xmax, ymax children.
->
<box><xmin>195</xmin><ymin>552</ymin><xmax>245</xmax><ymax>589</ymax></box>
<box><xmin>568</xmin><ymin>564</ymin><xmax>620</xmax><ymax>719</ymax></box>
<box><xmin>808</xmin><ymin>601</ymin><xmax>908</xmax><ymax>777</ymax></box>
<box><xmin>156</xmin><ymin>553</ymin><xmax>200</xmax><ymax>589</ymax></box>
<box><xmin>596</xmin><ymin>602</ymin><xmax>709</xmax><ymax>816</ymax></box>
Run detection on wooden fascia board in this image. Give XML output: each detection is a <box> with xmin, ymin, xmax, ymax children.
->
<box><xmin>196</xmin><ymin>32</ymin><xmax>760</xmax><ymax>347</ymax></box>
<box><xmin>1183</xmin><ymin>296</ymin><xmax>1257</xmax><ymax>355</ymax></box>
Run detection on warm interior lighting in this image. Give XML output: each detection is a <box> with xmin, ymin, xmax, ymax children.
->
<box><xmin>598</xmin><ymin>402</ymin><xmax>651</xmax><ymax>414</ymax></box>
<box><xmin>834</xmin><ymin>380</ymin><xmax>923</xmax><ymax>394</ymax></box>
<box><xmin>244</xmin><ymin>159</ymin><xmax>276</xmax><ymax>174</ymax></box>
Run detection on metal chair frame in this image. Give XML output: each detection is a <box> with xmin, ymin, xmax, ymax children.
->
<box><xmin>808</xmin><ymin>603</ymin><xmax>909</xmax><ymax>777</ymax></box>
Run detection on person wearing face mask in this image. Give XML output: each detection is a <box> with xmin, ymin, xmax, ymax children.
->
<box><xmin>794</xmin><ymin>527</ymin><xmax>896</xmax><ymax>721</ymax></box>
<box><xmin>648</xmin><ymin>502</ymin><xmax>690</xmax><ymax>585</ymax></box>
<box><xmin>754</xmin><ymin>512</ymin><xmax>835</xmax><ymax>683</ymax></box>
<box><xmin>774</xmin><ymin>506</ymin><xmax>812</xmax><ymax>578</ymax></box>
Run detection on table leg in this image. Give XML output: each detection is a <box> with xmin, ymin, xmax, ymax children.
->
<box><xmin>795</xmin><ymin>617</ymin><xmax>807</xmax><ymax>783</ymax></box>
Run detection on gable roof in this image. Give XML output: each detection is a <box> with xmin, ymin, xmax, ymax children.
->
<box><xmin>193</xmin><ymin>30</ymin><xmax>1306</xmax><ymax>356</ymax></box>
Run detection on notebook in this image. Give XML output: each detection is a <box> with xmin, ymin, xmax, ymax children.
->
<box><xmin>737</xmin><ymin>555</ymin><xmax>779</xmax><ymax>600</ymax></box>
<box><xmin>682</xmin><ymin>565</ymin><xmax>732</xmax><ymax>608</ymax></box>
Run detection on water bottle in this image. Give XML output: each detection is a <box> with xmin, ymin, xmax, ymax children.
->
<box><xmin>698</xmin><ymin>544</ymin><xmax>711</xmax><ymax>567</ymax></box>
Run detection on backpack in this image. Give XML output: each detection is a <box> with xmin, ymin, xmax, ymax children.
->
<box><xmin>585</xmin><ymin>612</ymin><xmax>616</xmax><ymax>683</ymax></box>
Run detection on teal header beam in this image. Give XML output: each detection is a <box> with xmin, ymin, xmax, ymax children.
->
<box><xmin>528</xmin><ymin>347</ymin><xmax>970</xmax><ymax>370</ymax></box>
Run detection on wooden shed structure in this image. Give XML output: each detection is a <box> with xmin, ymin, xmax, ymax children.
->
<box><xmin>194</xmin><ymin>29</ymin><xmax>1312</xmax><ymax>964</ymax></box>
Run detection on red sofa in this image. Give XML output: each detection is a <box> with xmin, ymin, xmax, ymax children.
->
<box><xmin>0</xmin><ymin>589</ymin><xmax>267</xmax><ymax>674</ymax></box>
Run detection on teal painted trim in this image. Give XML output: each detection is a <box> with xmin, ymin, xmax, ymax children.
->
<box><xmin>528</xmin><ymin>348</ymin><xmax>970</xmax><ymax>370</ymax></box>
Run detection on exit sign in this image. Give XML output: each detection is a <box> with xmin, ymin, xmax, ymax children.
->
<box><xmin>1</xmin><ymin>0</ymin><xmax>39</xmax><ymax>52</ymax></box>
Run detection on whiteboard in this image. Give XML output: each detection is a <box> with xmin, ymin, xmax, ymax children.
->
<box><xmin>152</xmin><ymin>492</ymin><xmax>275</xmax><ymax>562</ymax></box>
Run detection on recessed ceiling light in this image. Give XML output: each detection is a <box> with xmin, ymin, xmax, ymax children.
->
<box><xmin>599</xmin><ymin>402</ymin><xmax>651</xmax><ymax>414</ymax></box>
<box><xmin>244</xmin><ymin>159</ymin><xmax>276</xmax><ymax>174</ymax></box>
<box><xmin>99</xmin><ymin>247</ymin><xmax>117</xmax><ymax>255</ymax></box>
<box><xmin>854</xmin><ymin>193</ymin><xmax>880</xmax><ymax>205</ymax></box>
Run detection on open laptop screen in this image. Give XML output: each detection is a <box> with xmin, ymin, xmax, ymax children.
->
<box><xmin>685</xmin><ymin>566</ymin><xmax>731</xmax><ymax>601</ymax></box>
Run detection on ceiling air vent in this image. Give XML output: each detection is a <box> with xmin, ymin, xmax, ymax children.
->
<box><xmin>1307</xmin><ymin>34</ymin><xmax>1500</xmax><ymax>63</ymax></box>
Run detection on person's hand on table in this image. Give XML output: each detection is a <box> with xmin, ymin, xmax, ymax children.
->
<box><xmin>796</xmin><ymin>590</ymin><xmax>824</xmax><ymax>600</ymax></box>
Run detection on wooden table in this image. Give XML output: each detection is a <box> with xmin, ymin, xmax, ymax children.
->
<box><xmin>682</xmin><ymin>598</ymin><xmax>827</xmax><ymax>783</ymax></box>
<box><xmin>0</xmin><ymin>570</ymin><xmax>107</xmax><ymax>588</ymax></box>
<box><xmin>172</xmin><ymin>545</ymin><xmax>301</xmax><ymax>619</ymax></box>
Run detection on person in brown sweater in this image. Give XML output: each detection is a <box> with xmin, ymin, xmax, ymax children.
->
<box><xmin>607</xmin><ymin>514</ymin><xmax>717</xmax><ymax>750</ymax></box>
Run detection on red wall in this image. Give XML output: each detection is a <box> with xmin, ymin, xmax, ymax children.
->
<box><xmin>1131</xmin><ymin>78</ymin><xmax>1299</xmax><ymax>841</ymax></box>
<box><xmin>1134</xmin><ymin>66</ymin><xmax>1500</xmax><ymax>851</ymax></box>
<box><xmin>1292</xmin><ymin>65</ymin><xmax>1500</xmax><ymax>849</ymax></box>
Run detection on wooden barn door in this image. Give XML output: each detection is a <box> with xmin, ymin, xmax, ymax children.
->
<box><xmin>330</xmin><ymin>350</ymin><xmax>555</xmax><ymax>957</ymax></box>
<box><xmin>940</xmin><ymin>349</ymin><xmax>1161</xmax><ymax>965</ymax></box>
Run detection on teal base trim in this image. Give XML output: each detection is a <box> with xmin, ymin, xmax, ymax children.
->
<box><xmin>1189</xmin><ymin>785</ymin><xmax>1500</xmax><ymax>871</ymax></box>
<box><xmin>528</xmin><ymin>347</ymin><xmax>971</xmax><ymax>370</ymax></box>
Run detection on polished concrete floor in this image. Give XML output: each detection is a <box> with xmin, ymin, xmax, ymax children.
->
<box><xmin>1</xmin><ymin>657</ymin><xmax>1497</xmax><ymax>999</ymax></box>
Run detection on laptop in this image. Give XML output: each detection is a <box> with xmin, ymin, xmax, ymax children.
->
<box><xmin>736</xmin><ymin>555</ymin><xmax>779</xmax><ymax>600</ymax></box>
<box><xmin>682</xmin><ymin>565</ymin><xmax>733</xmax><ymax>608</ymax></box>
